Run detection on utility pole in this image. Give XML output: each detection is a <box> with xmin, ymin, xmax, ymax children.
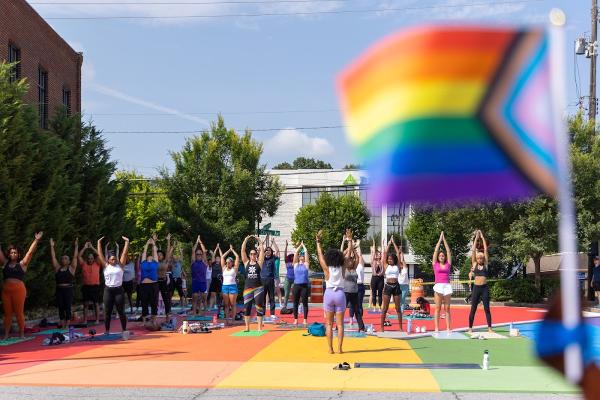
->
<box><xmin>590</xmin><ymin>0</ymin><xmax>598</xmax><ymax>123</ymax></box>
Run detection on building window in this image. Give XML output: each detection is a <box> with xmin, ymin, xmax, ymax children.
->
<box><xmin>62</xmin><ymin>88</ymin><xmax>71</xmax><ymax>115</ymax></box>
<box><xmin>38</xmin><ymin>68</ymin><xmax>48</xmax><ymax>129</ymax></box>
<box><xmin>8</xmin><ymin>44</ymin><xmax>21</xmax><ymax>82</ymax></box>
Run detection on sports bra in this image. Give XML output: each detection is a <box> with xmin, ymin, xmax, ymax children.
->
<box><xmin>4</xmin><ymin>262</ymin><xmax>25</xmax><ymax>281</ymax></box>
<box><xmin>385</xmin><ymin>265</ymin><xmax>400</xmax><ymax>280</ymax></box>
<box><xmin>473</xmin><ymin>264</ymin><xmax>488</xmax><ymax>278</ymax></box>
<box><xmin>222</xmin><ymin>267</ymin><xmax>236</xmax><ymax>285</ymax></box>
<box><xmin>55</xmin><ymin>268</ymin><xmax>74</xmax><ymax>285</ymax></box>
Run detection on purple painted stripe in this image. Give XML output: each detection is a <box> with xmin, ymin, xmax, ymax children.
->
<box><xmin>369</xmin><ymin>170</ymin><xmax>537</xmax><ymax>206</ymax></box>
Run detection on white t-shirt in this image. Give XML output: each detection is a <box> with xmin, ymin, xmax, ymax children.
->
<box><xmin>398</xmin><ymin>265</ymin><xmax>409</xmax><ymax>285</ymax></box>
<box><xmin>356</xmin><ymin>263</ymin><xmax>364</xmax><ymax>284</ymax></box>
<box><xmin>206</xmin><ymin>265</ymin><xmax>212</xmax><ymax>280</ymax></box>
<box><xmin>104</xmin><ymin>264</ymin><xmax>124</xmax><ymax>288</ymax></box>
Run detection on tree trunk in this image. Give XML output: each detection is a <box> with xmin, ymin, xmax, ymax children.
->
<box><xmin>533</xmin><ymin>256</ymin><xmax>541</xmax><ymax>291</ymax></box>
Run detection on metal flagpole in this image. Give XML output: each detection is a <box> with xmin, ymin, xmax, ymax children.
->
<box><xmin>550</xmin><ymin>8</ymin><xmax>583</xmax><ymax>383</ymax></box>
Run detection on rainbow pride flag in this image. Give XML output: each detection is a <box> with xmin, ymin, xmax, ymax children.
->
<box><xmin>337</xmin><ymin>26</ymin><xmax>558</xmax><ymax>205</ymax></box>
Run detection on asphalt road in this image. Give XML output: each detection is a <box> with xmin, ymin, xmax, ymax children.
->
<box><xmin>0</xmin><ymin>387</ymin><xmax>583</xmax><ymax>400</ymax></box>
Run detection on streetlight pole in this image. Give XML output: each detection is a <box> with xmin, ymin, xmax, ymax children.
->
<box><xmin>590</xmin><ymin>0</ymin><xmax>598</xmax><ymax>123</ymax></box>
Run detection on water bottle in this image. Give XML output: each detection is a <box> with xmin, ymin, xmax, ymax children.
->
<box><xmin>407</xmin><ymin>318</ymin><xmax>412</xmax><ymax>333</ymax></box>
<box><xmin>182</xmin><ymin>320</ymin><xmax>189</xmax><ymax>334</ymax></box>
<box><xmin>68</xmin><ymin>326</ymin><xmax>74</xmax><ymax>341</ymax></box>
<box><xmin>483</xmin><ymin>350</ymin><xmax>489</xmax><ymax>370</ymax></box>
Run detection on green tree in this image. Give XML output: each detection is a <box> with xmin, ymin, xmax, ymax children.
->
<box><xmin>291</xmin><ymin>192</ymin><xmax>370</xmax><ymax>269</ymax></box>
<box><xmin>343</xmin><ymin>164</ymin><xmax>361</xmax><ymax>170</ymax></box>
<box><xmin>115</xmin><ymin>171</ymin><xmax>171</xmax><ymax>254</ymax></box>
<box><xmin>273</xmin><ymin>157</ymin><xmax>332</xmax><ymax>170</ymax></box>
<box><xmin>161</xmin><ymin>116</ymin><xmax>282</xmax><ymax>247</ymax></box>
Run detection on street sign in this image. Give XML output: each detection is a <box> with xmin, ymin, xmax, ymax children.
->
<box><xmin>257</xmin><ymin>229</ymin><xmax>280</xmax><ymax>236</ymax></box>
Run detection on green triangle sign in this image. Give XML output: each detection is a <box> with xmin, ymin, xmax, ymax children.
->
<box><xmin>343</xmin><ymin>174</ymin><xmax>358</xmax><ymax>185</ymax></box>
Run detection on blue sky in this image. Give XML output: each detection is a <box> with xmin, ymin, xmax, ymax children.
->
<box><xmin>32</xmin><ymin>0</ymin><xmax>586</xmax><ymax>176</ymax></box>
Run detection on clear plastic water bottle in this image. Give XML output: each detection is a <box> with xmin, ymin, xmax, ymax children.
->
<box><xmin>483</xmin><ymin>350</ymin><xmax>489</xmax><ymax>370</ymax></box>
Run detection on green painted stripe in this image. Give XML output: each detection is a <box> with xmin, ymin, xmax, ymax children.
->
<box><xmin>356</xmin><ymin>117</ymin><xmax>489</xmax><ymax>161</ymax></box>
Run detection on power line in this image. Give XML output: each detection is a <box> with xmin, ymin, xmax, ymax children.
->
<box><xmin>89</xmin><ymin>108</ymin><xmax>340</xmax><ymax>116</ymax></box>
<box><xmin>102</xmin><ymin>125</ymin><xmax>345</xmax><ymax>133</ymax></box>
<box><xmin>32</xmin><ymin>0</ymin><xmax>349</xmax><ymax>4</ymax></box>
<box><xmin>42</xmin><ymin>0</ymin><xmax>543</xmax><ymax>20</ymax></box>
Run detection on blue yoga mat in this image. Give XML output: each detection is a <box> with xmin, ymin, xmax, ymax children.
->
<box><xmin>186</xmin><ymin>316</ymin><xmax>213</xmax><ymax>321</ymax></box>
<box><xmin>86</xmin><ymin>333</ymin><xmax>124</xmax><ymax>341</ymax></box>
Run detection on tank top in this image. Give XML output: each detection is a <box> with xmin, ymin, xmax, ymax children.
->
<box><xmin>293</xmin><ymin>263</ymin><xmax>309</xmax><ymax>284</ymax></box>
<box><xmin>286</xmin><ymin>262</ymin><xmax>294</xmax><ymax>280</ymax></box>
<box><xmin>433</xmin><ymin>262</ymin><xmax>451</xmax><ymax>283</ymax></box>
<box><xmin>104</xmin><ymin>264</ymin><xmax>124</xmax><ymax>287</ymax></box>
<box><xmin>140</xmin><ymin>260</ymin><xmax>159</xmax><ymax>281</ymax></box>
<box><xmin>222</xmin><ymin>267</ymin><xmax>236</xmax><ymax>285</ymax></box>
<box><xmin>4</xmin><ymin>262</ymin><xmax>25</xmax><ymax>281</ymax></box>
<box><xmin>385</xmin><ymin>265</ymin><xmax>400</xmax><ymax>280</ymax></box>
<box><xmin>191</xmin><ymin>261</ymin><xmax>207</xmax><ymax>283</ymax></box>
<box><xmin>171</xmin><ymin>261</ymin><xmax>182</xmax><ymax>279</ymax></box>
<box><xmin>122</xmin><ymin>262</ymin><xmax>135</xmax><ymax>282</ymax></box>
<box><xmin>326</xmin><ymin>266</ymin><xmax>343</xmax><ymax>290</ymax></box>
<box><xmin>372</xmin><ymin>261</ymin><xmax>383</xmax><ymax>276</ymax></box>
<box><xmin>55</xmin><ymin>268</ymin><xmax>74</xmax><ymax>285</ymax></box>
<box><xmin>245</xmin><ymin>262</ymin><xmax>262</xmax><ymax>288</ymax></box>
<box><xmin>344</xmin><ymin>269</ymin><xmax>358</xmax><ymax>293</ymax></box>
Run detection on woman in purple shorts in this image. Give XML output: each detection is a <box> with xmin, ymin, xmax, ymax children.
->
<box><xmin>316</xmin><ymin>229</ymin><xmax>358</xmax><ymax>354</ymax></box>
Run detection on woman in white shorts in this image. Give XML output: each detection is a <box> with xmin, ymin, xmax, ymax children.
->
<box><xmin>432</xmin><ymin>231</ymin><xmax>452</xmax><ymax>332</ymax></box>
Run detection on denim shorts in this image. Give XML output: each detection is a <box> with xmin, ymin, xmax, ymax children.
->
<box><xmin>222</xmin><ymin>284</ymin><xmax>238</xmax><ymax>295</ymax></box>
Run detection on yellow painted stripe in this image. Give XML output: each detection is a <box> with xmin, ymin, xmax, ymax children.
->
<box><xmin>342</xmin><ymin>80</ymin><xmax>486</xmax><ymax>146</ymax></box>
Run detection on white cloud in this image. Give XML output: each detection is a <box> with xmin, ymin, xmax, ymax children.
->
<box><xmin>90</xmin><ymin>83</ymin><xmax>210</xmax><ymax>126</ymax></box>
<box><xmin>262</xmin><ymin>128</ymin><xmax>334</xmax><ymax>162</ymax></box>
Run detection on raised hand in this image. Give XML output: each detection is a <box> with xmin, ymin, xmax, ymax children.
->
<box><xmin>230</xmin><ymin>244</ymin><xmax>234</xmax><ymax>251</ymax></box>
<box><xmin>75</xmin><ymin>237</ymin><xmax>79</xmax><ymax>246</ymax></box>
<box><xmin>122</xmin><ymin>236</ymin><xmax>130</xmax><ymax>242</ymax></box>
<box><xmin>152</xmin><ymin>233</ymin><xmax>158</xmax><ymax>242</ymax></box>
<box><xmin>50</xmin><ymin>238</ymin><xmax>55</xmax><ymax>247</ymax></box>
<box><xmin>98</xmin><ymin>236</ymin><xmax>105</xmax><ymax>243</ymax></box>
<box><xmin>35</xmin><ymin>232</ymin><xmax>44</xmax><ymax>241</ymax></box>
<box><xmin>316</xmin><ymin>230</ymin><xmax>323</xmax><ymax>242</ymax></box>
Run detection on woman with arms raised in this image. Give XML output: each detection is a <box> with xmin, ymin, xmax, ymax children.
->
<box><xmin>1</xmin><ymin>232</ymin><xmax>43</xmax><ymax>339</ymax></box>
<box><xmin>50</xmin><ymin>238</ymin><xmax>78</xmax><ymax>329</ymax></box>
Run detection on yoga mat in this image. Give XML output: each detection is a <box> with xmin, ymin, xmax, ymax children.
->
<box><xmin>86</xmin><ymin>333</ymin><xmax>125</xmax><ymax>341</ymax></box>
<box><xmin>405</xmin><ymin>315</ymin><xmax>434</xmax><ymax>320</ymax></box>
<box><xmin>0</xmin><ymin>336</ymin><xmax>35</xmax><ymax>346</ymax></box>
<box><xmin>335</xmin><ymin>331</ymin><xmax>366</xmax><ymax>338</ymax></box>
<box><xmin>354</xmin><ymin>362</ymin><xmax>481</xmax><ymax>370</ymax></box>
<box><xmin>432</xmin><ymin>332</ymin><xmax>468</xmax><ymax>340</ymax></box>
<box><xmin>231</xmin><ymin>330</ymin><xmax>268</xmax><ymax>337</ymax></box>
<box><xmin>186</xmin><ymin>316</ymin><xmax>213</xmax><ymax>321</ymax></box>
<box><xmin>375</xmin><ymin>331</ymin><xmax>410</xmax><ymax>339</ymax></box>
<box><xmin>34</xmin><ymin>329</ymin><xmax>69</xmax><ymax>336</ymax></box>
<box><xmin>469</xmin><ymin>331</ymin><xmax>508</xmax><ymax>340</ymax></box>
<box><xmin>367</xmin><ymin>310</ymin><xmax>382</xmax><ymax>314</ymax></box>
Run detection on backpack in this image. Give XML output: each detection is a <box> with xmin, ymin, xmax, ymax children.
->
<box><xmin>307</xmin><ymin>322</ymin><xmax>326</xmax><ymax>337</ymax></box>
<box><xmin>280</xmin><ymin>307</ymin><xmax>293</xmax><ymax>315</ymax></box>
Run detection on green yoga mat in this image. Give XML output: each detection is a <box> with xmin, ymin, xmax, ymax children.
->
<box><xmin>0</xmin><ymin>336</ymin><xmax>35</xmax><ymax>346</ymax></box>
<box><xmin>231</xmin><ymin>330</ymin><xmax>267</xmax><ymax>337</ymax></box>
<box><xmin>34</xmin><ymin>329</ymin><xmax>69</xmax><ymax>336</ymax></box>
<box><xmin>187</xmin><ymin>316</ymin><xmax>213</xmax><ymax>321</ymax></box>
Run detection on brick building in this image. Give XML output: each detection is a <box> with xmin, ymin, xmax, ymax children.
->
<box><xmin>0</xmin><ymin>0</ymin><xmax>82</xmax><ymax>128</ymax></box>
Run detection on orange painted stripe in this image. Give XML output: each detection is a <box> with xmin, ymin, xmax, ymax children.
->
<box><xmin>339</xmin><ymin>27</ymin><xmax>515</xmax><ymax>90</ymax></box>
<box><xmin>341</xmin><ymin>51</ymin><xmax>500</xmax><ymax>112</ymax></box>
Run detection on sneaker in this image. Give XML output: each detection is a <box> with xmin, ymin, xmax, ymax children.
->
<box><xmin>122</xmin><ymin>331</ymin><xmax>130</xmax><ymax>340</ymax></box>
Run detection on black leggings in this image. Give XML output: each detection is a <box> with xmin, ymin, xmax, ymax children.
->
<box><xmin>345</xmin><ymin>292</ymin><xmax>365</xmax><ymax>330</ymax></box>
<box><xmin>370</xmin><ymin>275</ymin><xmax>384</xmax><ymax>307</ymax></box>
<box><xmin>140</xmin><ymin>282</ymin><xmax>159</xmax><ymax>317</ymax></box>
<box><xmin>104</xmin><ymin>286</ymin><xmax>127</xmax><ymax>333</ymax></box>
<box><xmin>158</xmin><ymin>278</ymin><xmax>172</xmax><ymax>315</ymax></box>
<box><xmin>56</xmin><ymin>286</ymin><xmax>74</xmax><ymax>321</ymax></box>
<box><xmin>469</xmin><ymin>284</ymin><xmax>492</xmax><ymax>328</ymax></box>
<box><xmin>261</xmin><ymin>278</ymin><xmax>276</xmax><ymax>316</ymax></box>
<box><xmin>292</xmin><ymin>283</ymin><xmax>309</xmax><ymax>320</ymax></box>
<box><xmin>170</xmin><ymin>277</ymin><xmax>185</xmax><ymax>301</ymax></box>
